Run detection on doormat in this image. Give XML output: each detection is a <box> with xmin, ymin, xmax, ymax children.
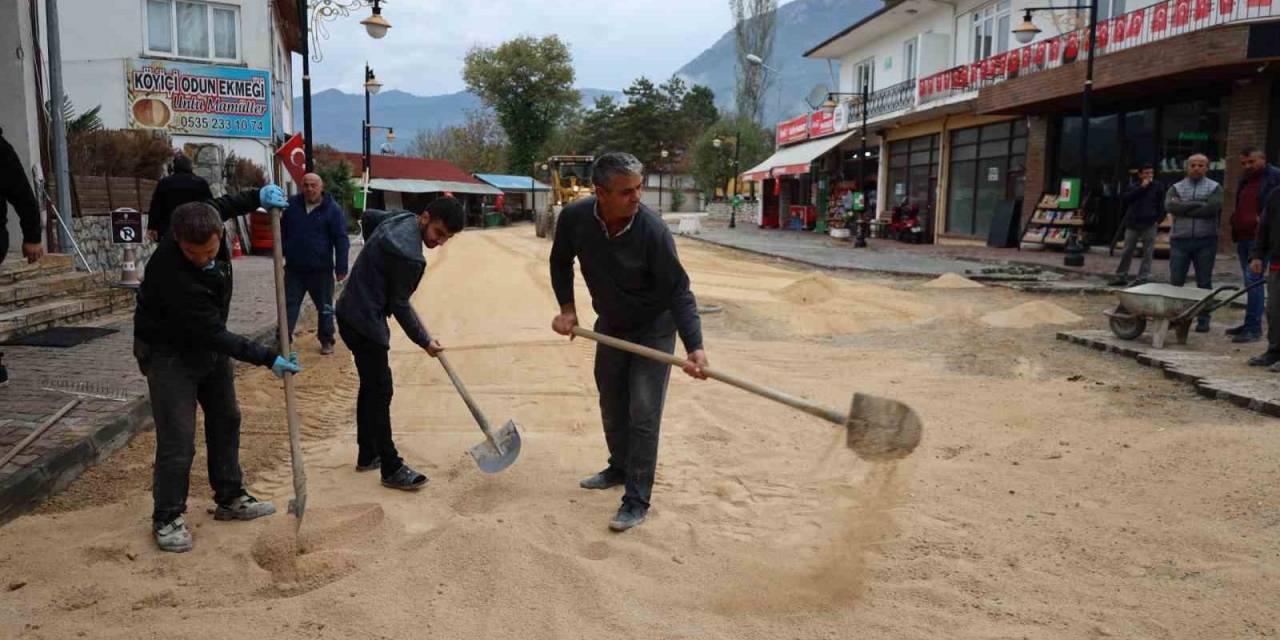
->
<box><xmin>0</xmin><ymin>326</ymin><xmax>118</xmax><ymax>348</ymax></box>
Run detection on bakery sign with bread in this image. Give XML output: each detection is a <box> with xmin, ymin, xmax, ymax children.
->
<box><xmin>126</xmin><ymin>59</ymin><xmax>272</xmax><ymax>140</ymax></box>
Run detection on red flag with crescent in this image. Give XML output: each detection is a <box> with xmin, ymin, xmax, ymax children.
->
<box><xmin>1246</xmin><ymin>0</ymin><xmax>1271</xmax><ymax>7</ymax></box>
<box><xmin>1152</xmin><ymin>2</ymin><xmax>1170</xmax><ymax>31</ymax></box>
<box><xmin>1128</xmin><ymin>9</ymin><xmax>1146</xmax><ymax>37</ymax></box>
<box><xmin>1194</xmin><ymin>0</ymin><xmax>1212</xmax><ymax>19</ymax></box>
<box><xmin>1174</xmin><ymin>0</ymin><xmax>1192</xmax><ymax>26</ymax></box>
<box><xmin>1219</xmin><ymin>0</ymin><xmax>1234</xmax><ymax>14</ymax></box>
<box><xmin>276</xmin><ymin>132</ymin><xmax>307</xmax><ymax>185</ymax></box>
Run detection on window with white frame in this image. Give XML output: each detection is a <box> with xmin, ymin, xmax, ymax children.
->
<box><xmin>1097</xmin><ymin>0</ymin><xmax>1127</xmax><ymax>20</ymax></box>
<box><xmin>854</xmin><ymin>57</ymin><xmax>875</xmax><ymax>95</ymax></box>
<box><xmin>146</xmin><ymin>0</ymin><xmax>240</xmax><ymax>61</ymax></box>
<box><xmin>972</xmin><ymin>0</ymin><xmax>1011</xmax><ymax>63</ymax></box>
<box><xmin>903</xmin><ymin>38</ymin><xmax>918</xmax><ymax>82</ymax></box>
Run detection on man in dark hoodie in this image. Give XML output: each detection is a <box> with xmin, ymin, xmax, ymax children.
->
<box><xmin>1248</xmin><ymin>182</ymin><xmax>1280</xmax><ymax>370</ymax></box>
<box><xmin>282</xmin><ymin>173</ymin><xmax>350</xmax><ymax>354</ymax></box>
<box><xmin>335</xmin><ymin>197</ymin><xmax>465</xmax><ymax>491</ymax></box>
<box><xmin>134</xmin><ymin>184</ymin><xmax>299</xmax><ymax>553</ymax></box>
<box><xmin>1110</xmin><ymin>165</ymin><xmax>1166</xmax><ymax>287</ymax></box>
<box><xmin>550</xmin><ymin>152</ymin><xmax>708</xmax><ymax>532</ymax></box>
<box><xmin>146</xmin><ymin>153</ymin><xmax>212</xmax><ymax>242</ymax></box>
<box><xmin>1228</xmin><ymin>147</ymin><xmax>1280</xmax><ymax>343</ymax></box>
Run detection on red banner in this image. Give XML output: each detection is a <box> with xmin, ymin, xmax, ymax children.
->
<box><xmin>1220</xmin><ymin>0</ymin><xmax>1235</xmax><ymax>13</ymax></box>
<box><xmin>1152</xmin><ymin>1</ymin><xmax>1170</xmax><ymax>30</ymax></box>
<box><xmin>1247</xmin><ymin>0</ymin><xmax>1271</xmax><ymax>7</ymax></box>
<box><xmin>1050</xmin><ymin>37</ymin><xmax>1062</xmax><ymax>61</ymax></box>
<box><xmin>1128</xmin><ymin>9</ymin><xmax>1146</xmax><ymax>37</ymax></box>
<box><xmin>1195</xmin><ymin>0</ymin><xmax>1212</xmax><ymax>19</ymax></box>
<box><xmin>1174</xmin><ymin>0</ymin><xmax>1192</xmax><ymax>26</ymax></box>
<box><xmin>776</xmin><ymin>115</ymin><xmax>809</xmax><ymax>145</ymax></box>
<box><xmin>808</xmin><ymin>109</ymin><xmax>837</xmax><ymax>138</ymax></box>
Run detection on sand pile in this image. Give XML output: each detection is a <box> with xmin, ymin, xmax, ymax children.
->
<box><xmin>921</xmin><ymin>273</ymin><xmax>984</xmax><ymax>289</ymax></box>
<box><xmin>250</xmin><ymin>503</ymin><xmax>388</xmax><ymax>596</ymax></box>
<box><xmin>980</xmin><ymin>300</ymin><xmax>1082</xmax><ymax>328</ymax></box>
<box><xmin>777</xmin><ymin>272</ymin><xmax>841</xmax><ymax>305</ymax></box>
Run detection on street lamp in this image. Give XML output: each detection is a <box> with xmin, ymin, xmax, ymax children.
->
<box><xmin>713</xmin><ymin>134</ymin><xmax>743</xmax><ymax>228</ymax></box>
<box><xmin>297</xmin><ymin>0</ymin><xmax>393</xmax><ymax>172</ymax></box>
<box><xmin>362</xmin><ymin>63</ymin><xmax>380</xmax><ymax>182</ymax></box>
<box><xmin>745</xmin><ymin>53</ymin><xmax>784</xmax><ymax>125</ymax></box>
<box><xmin>659</xmin><ymin>149</ymin><xmax>669</xmax><ymax>212</ymax></box>
<box><xmin>1013</xmin><ymin>1</ymin><xmax>1097</xmax><ymax>266</ymax></box>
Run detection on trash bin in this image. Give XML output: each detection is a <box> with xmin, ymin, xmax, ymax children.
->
<box><xmin>484</xmin><ymin>211</ymin><xmax>504</xmax><ymax>228</ymax></box>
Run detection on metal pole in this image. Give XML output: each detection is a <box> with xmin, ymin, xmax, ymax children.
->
<box><xmin>530</xmin><ymin>164</ymin><xmax>535</xmax><ymax>219</ymax></box>
<box><xmin>46</xmin><ymin>0</ymin><xmax>72</xmax><ymax>251</ymax></box>
<box><xmin>364</xmin><ymin>64</ymin><xmax>371</xmax><ymax>178</ymax></box>
<box><xmin>855</xmin><ymin>85</ymin><xmax>869</xmax><ymax>247</ymax></box>
<box><xmin>1081</xmin><ymin>0</ymin><xmax>1097</xmax><ymax>203</ymax></box>
<box><xmin>730</xmin><ymin>126</ymin><xmax>742</xmax><ymax>228</ymax></box>
<box><xmin>298</xmin><ymin>0</ymin><xmax>314</xmax><ymax>171</ymax></box>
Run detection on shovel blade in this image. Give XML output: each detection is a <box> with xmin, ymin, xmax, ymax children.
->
<box><xmin>844</xmin><ymin>393</ymin><xmax>923</xmax><ymax>461</ymax></box>
<box><xmin>468</xmin><ymin>420</ymin><xmax>522</xmax><ymax>473</ymax></box>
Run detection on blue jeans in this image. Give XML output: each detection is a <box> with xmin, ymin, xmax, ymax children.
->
<box><xmin>1236</xmin><ymin>240</ymin><xmax>1268</xmax><ymax>331</ymax></box>
<box><xmin>285</xmin><ymin>268</ymin><xmax>335</xmax><ymax>345</ymax></box>
<box><xmin>1169</xmin><ymin>237</ymin><xmax>1217</xmax><ymax>325</ymax></box>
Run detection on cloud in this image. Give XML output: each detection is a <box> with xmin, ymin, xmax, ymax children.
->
<box><xmin>291</xmin><ymin>0</ymin><xmax>749</xmax><ymax>96</ymax></box>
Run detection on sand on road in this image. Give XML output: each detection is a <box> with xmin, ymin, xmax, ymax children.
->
<box><xmin>2</xmin><ymin>225</ymin><xmax>1277</xmax><ymax>639</ymax></box>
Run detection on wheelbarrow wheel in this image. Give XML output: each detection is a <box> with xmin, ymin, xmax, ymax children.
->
<box><xmin>1109</xmin><ymin>305</ymin><xmax>1147</xmax><ymax>340</ymax></box>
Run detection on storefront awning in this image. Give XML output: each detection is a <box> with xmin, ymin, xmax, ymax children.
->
<box><xmin>740</xmin><ymin>131</ymin><xmax>857</xmax><ymax>182</ymax></box>
<box><xmin>367</xmin><ymin>178</ymin><xmax>503</xmax><ymax>196</ymax></box>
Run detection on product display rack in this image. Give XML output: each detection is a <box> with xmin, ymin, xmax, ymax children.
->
<box><xmin>1019</xmin><ymin>192</ymin><xmax>1089</xmax><ymax>251</ymax></box>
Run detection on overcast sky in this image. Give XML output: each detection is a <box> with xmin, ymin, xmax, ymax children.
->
<box><xmin>292</xmin><ymin>0</ymin><xmax>795</xmax><ymax>97</ymax></box>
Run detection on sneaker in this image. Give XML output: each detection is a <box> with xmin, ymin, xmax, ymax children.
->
<box><xmin>1194</xmin><ymin>318</ymin><xmax>1211</xmax><ymax>333</ymax></box>
<box><xmin>381</xmin><ymin>464</ymin><xmax>428</xmax><ymax>491</ymax></box>
<box><xmin>1248</xmin><ymin>353</ymin><xmax>1280</xmax><ymax>367</ymax></box>
<box><xmin>320</xmin><ymin>342</ymin><xmax>334</xmax><ymax>355</ymax></box>
<box><xmin>608</xmin><ymin>502</ymin><xmax>648</xmax><ymax>532</ymax></box>
<box><xmin>1225</xmin><ymin>324</ymin><xmax>1247</xmax><ymax>336</ymax></box>
<box><xmin>1232</xmin><ymin>330</ymin><xmax>1262</xmax><ymax>344</ymax></box>
<box><xmin>154</xmin><ymin>516</ymin><xmax>193</xmax><ymax>553</ymax></box>
<box><xmin>1107</xmin><ymin>276</ymin><xmax>1129</xmax><ymax>287</ymax></box>
<box><xmin>355</xmin><ymin>456</ymin><xmax>380</xmax><ymax>472</ymax></box>
<box><xmin>214</xmin><ymin>493</ymin><xmax>277</xmax><ymax>521</ymax></box>
<box><xmin>1271</xmin><ymin>361</ymin><xmax>1280</xmax><ymax>373</ymax></box>
<box><xmin>579</xmin><ymin>468</ymin><xmax>625</xmax><ymax>490</ymax></box>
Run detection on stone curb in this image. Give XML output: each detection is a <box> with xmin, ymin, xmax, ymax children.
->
<box><xmin>1056</xmin><ymin>330</ymin><xmax>1280</xmax><ymax>419</ymax></box>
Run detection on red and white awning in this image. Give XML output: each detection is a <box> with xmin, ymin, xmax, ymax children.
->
<box><xmin>739</xmin><ymin>130</ymin><xmax>856</xmax><ymax>182</ymax></box>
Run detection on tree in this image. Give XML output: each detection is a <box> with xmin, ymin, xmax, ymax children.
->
<box><xmin>731</xmin><ymin>0</ymin><xmax>778</xmax><ymax>123</ymax></box>
<box><xmin>408</xmin><ymin>109</ymin><xmax>508</xmax><ymax>174</ymax></box>
<box><xmin>690</xmin><ymin>113</ymin><xmax>772</xmax><ymax>198</ymax></box>
<box><xmin>463</xmin><ymin>36</ymin><xmax>579</xmax><ymax>178</ymax></box>
<box><xmin>313</xmin><ymin>144</ymin><xmax>356</xmax><ymax>226</ymax></box>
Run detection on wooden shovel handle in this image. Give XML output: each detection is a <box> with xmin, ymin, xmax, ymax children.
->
<box><xmin>571</xmin><ymin>327</ymin><xmax>846</xmax><ymax>426</ymax></box>
<box><xmin>269</xmin><ymin>207</ymin><xmax>307</xmax><ymax>519</ymax></box>
<box><xmin>436</xmin><ymin>353</ymin><xmax>501</xmax><ymax>447</ymax></box>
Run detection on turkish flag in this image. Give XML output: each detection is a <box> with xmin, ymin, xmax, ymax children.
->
<box><xmin>1008</xmin><ymin>48</ymin><xmax>1022</xmax><ymax>74</ymax></box>
<box><xmin>275</xmin><ymin>132</ymin><xmax>307</xmax><ymax>185</ymax></box>
<box><xmin>1152</xmin><ymin>2</ymin><xmax>1170</xmax><ymax>30</ymax></box>
<box><xmin>1034</xmin><ymin>42</ymin><xmax>1047</xmax><ymax>66</ymax></box>
<box><xmin>1174</xmin><ymin>0</ymin><xmax>1191</xmax><ymax>26</ymax></box>
<box><xmin>1064</xmin><ymin>32</ymin><xmax>1080</xmax><ymax>63</ymax></box>
<box><xmin>1246</xmin><ymin>0</ymin><xmax>1268</xmax><ymax>7</ymax></box>
<box><xmin>1096</xmin><ymin>21</ymin><xmax>1110</xmax><ymax>47</ymax></box>
<box><xmin>1195</xmin><ymin>0</ymin><xmax>1212</xmax><ymax>19</ymax></box>
<box><xmin>1050</xmin><ymin>37</ymin><xmax>1063</xmax><ymax>61</ymax></box>
<box><xmin>1129</xmin><ymin>9</ymin><xmax>1146</xmax><ymax>37</ymax></box>
<box><xmin>1022</xmin><ymin>47</ymin><xmax>1033</xmax><ymax>69</ymax></box>
<box><xmin>1219</xmin><ymin>0</ymin><xmax>1234</xmax><ymax>14</ymax></box>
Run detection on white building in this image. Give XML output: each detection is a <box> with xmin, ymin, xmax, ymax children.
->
<box><xmin>3</xmin><ymin>0</ymin><xmax>302</xmax><ymax>257</ymax></box>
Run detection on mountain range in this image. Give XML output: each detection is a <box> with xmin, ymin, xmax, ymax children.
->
<box><xmin>295</xmin><ymin>0</ymin><xmax>881</xmax><ymax>155</ymax></box>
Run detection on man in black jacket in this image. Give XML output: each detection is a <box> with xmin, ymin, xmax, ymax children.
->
<box><xmin>1110</xmin><ymin>165</ymin><xmax>1165</xmax><ymax>287</ymax></box>
<box><xmin>0</xmin><ymin>127</ymin><xmax>42</xmax><ymax>267</ymax></box>
<box><xmin>335</xmin><ymin>198</ymin><xmax>463</xmax><ymax>491</ymax></box>
<box><xmin>550</xmin><ymin>152</ymin><xmax>708</xmax><ymax>532</ymax></box>
<box><xmin>146</xmin><ymin>153</ymin><xmax>212</xmax><ymax>242</ymax></box>
<box><xmin>134</xmin><ymin>184</ymin><xmax>298</xmax><ymax>553</ymax></box>
<box><xmin>1247</xmin><ymin>189</ymin><xmax>1280</xmax><ymax>371</ymax></box>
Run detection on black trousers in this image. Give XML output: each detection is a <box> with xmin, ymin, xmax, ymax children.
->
<box><xmin>593</xmin><ymin>320</ymin><xmax>676</xmax><ymax>509</ymax></box>
<box><xmin>285</xmin><ymin>267</ymin><xmax>335</xmax><ymax>345</ymax></box>
<box><xmin>135</xmin><ymin>340</ymin><xmax>245</xmax><ymax>524</ymax></box>
<box><xmin>337</xmin><ymin>319</ymin><xmax>403</xmax><ymax>477</ymax></box>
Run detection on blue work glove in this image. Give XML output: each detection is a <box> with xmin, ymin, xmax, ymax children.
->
<box><xmin>260</xmin><ymin>184</ymin><xmax>288</xmax><ymax>209</ymax></box>
<box><xmin>270</xmin><ymin>351</ymin><xmax>301</xmax><ymax>378</ymax></box>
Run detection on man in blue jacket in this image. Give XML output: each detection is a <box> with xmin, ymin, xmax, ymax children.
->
<box><xmin>1109</xmin><ymin>165</ymin><xmax>1166</xmax><ymax>287</ymax></box>
<box><xmin>282</xmin><ymin>173</ymin><xmax>350</xmax><ymax>355</ymax></box>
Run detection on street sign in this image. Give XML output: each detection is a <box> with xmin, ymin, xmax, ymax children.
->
<box><xmin>111</xmin><ymin>208</ymin><xmax>143</xmax><ymax>245</ymax></box>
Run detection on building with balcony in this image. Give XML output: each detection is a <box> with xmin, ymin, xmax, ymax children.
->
<box><xmin>757</xmin><ymin>0</ymin><xmax>1280</xmax><ymax>248</ymax></box>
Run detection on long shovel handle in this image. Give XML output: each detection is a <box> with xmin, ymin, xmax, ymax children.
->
<box><xmin>571</xmin><ymin>327</ymin><xmax>846</xmax><ymax>426</ymax></box>
<box><xmin>436</xmin><ymin>353</ymin><xmax>503</xmax><ymax>451</ymax></box>
<box><xmin>269</xmin><ymin>207</ymin><xmax>306</xmax><ymax>523</ymax></box>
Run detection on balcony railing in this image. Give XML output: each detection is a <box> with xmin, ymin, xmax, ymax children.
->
<box><xmin>856</xmin><ymin>79</ymin><xmax>917</xmax><ymax>120</ymax></box>
<box><xmin>917</xmin><ymin>0</ymin><xmax>1280</xmax><ymax>105</ymax></box>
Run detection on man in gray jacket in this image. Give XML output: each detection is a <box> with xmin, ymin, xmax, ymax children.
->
<box><xmin>1165</xmin><ymin>153</ymin><xmax>1223</xmax><ymax>333</ymax></box>
<box><xmin>335</xmin><ymin>198</ymin><xmax>463</xmax><ymax>490</ymax></box>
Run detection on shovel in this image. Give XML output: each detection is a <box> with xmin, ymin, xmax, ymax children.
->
<box><xmin>269</xmin><ymin>207</ymin><xmax>307</xmax><ymax>526</ymax></box>
<box><xmin>572</xmin><ymin>327</ymin><xmax>922</xmax><ymax>461</ymax></box>
<box><xmin>436</xmin><ymin>353</ymin><xmax>522</xmax><ymax>473</ymax></box>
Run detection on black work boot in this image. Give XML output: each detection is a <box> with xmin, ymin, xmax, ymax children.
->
<box><xmin>609</xmin><ymin>501</ymin><xmax>648</xmax><ymax>532</ymax></box>
<box><xmin>579</xmin><ymin>468</ymin><xmax>625</xmax><ymax>490</ymax></box>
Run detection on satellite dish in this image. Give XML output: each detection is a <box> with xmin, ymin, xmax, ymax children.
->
<box><xmin>805</xmin><ymin>84</ymin><xmax>830</xmax><ymax>110</ymax></box>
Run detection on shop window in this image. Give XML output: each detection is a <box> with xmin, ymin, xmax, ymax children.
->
<box><xmin>947</xmin><ymin>119</ymin><xmax>1028</xmax><ymax>237</ymax></box>
<box><xmin>146</xmin><ymin>0</ymin><xmax>239</xmax><ymax>62</ymax></box>
<box><xmin>954</xmin><ymin>127</ymin><xmax>980</xmax><ymax>145</ymax></box>
<box><xmin>887</xmin><ymin>133</ymin><xmax>940</xmax><ymax>218</ymax></box>
<box><xmin>1098</xmin><ymin>0</ymin><xmax>1127</xmax><ymax>21</ymax></box>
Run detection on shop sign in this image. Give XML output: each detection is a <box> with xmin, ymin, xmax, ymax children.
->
<box><xmin>1177</xmin><ymin>131</ymin><xmax>1210</xmax><ymax>141</ymax></box>
<box><xmin>777</xmin><ymin>115</ymin><xmax>810</xmax><ymax>145</ymax></box>
<box><xmin>808</xmin><ymin>109</ymin><xmax>837</xmax><ymax>139</ymax></box>
<box><xmin>987</xmin><ymin>167</ymin><xmax>1000</xmax><ymax>182</ymax></box>
<box><xmin>126</xmin><ymin>58</ymin><xmax>272</xmax><ymax>140</ymax></box>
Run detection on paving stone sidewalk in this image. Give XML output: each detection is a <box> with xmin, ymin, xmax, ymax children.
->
<box><xmin>0</xmin><ymin>249</ymin><xmax>357</xmax><ymax>524</ymax></box>
<box><xmin>1059</xmin><ymin>329</ymin><xmax>1280</xmax><ymax>418</ymax></box>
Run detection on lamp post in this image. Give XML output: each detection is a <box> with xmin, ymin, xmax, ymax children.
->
<box><xmin>658</xmin><ymin>149</ymin><xmax>669</xmax><ymax>212</ymax></box>
<box><xmin>297</xmin><ymin>0</ymin><xmax>392</xmax><ymax>172</ymax></box>
<box><xmin>362</xmin><ymin>63</ymin><xmax>382</xmax><ymax>184</ymax></box>
<box><xmin>1014</xmin><ymin>1</ymin><xmax>1096</xmax><ymax>266</ymax></box>
<box><xmin>745</xmin><ymin>53</ymin><xmax>784</xmax><ymax>123</ymax></box>
<box><xmin>714</xmin><ymin>135</ymin><xmax>741</xmax><ymax>228</ymax></box>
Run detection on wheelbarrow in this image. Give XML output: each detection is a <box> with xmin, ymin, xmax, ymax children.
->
<box><xmin>1105</xmin><ymin>281</ymin><xmax>1264</xmax><ymax>349</ymax></box>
